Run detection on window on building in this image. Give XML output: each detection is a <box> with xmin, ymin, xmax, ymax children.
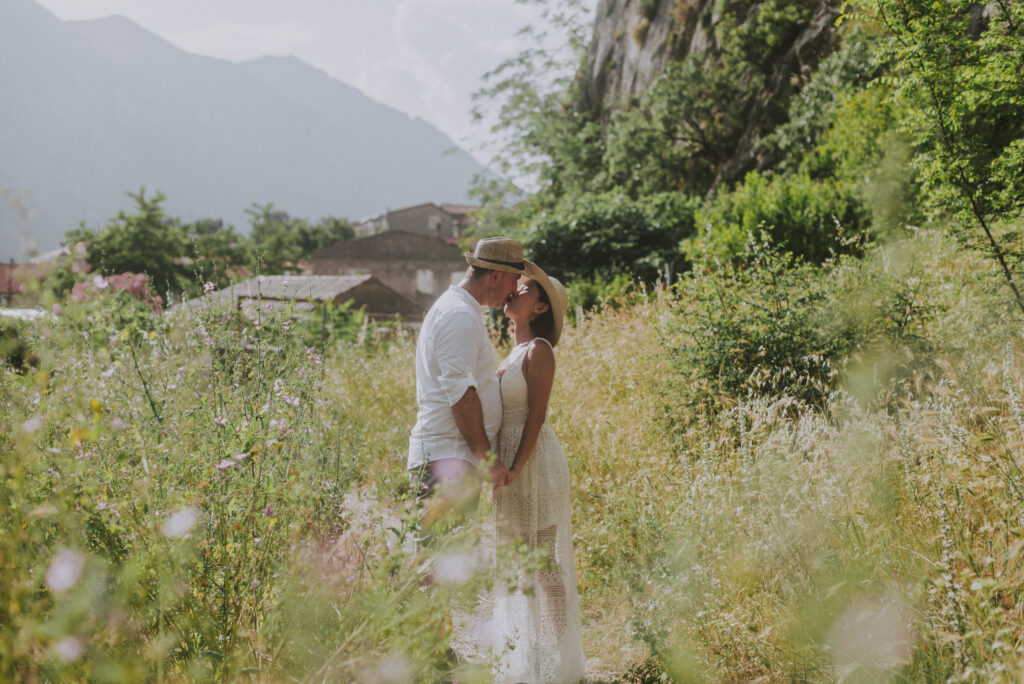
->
<box><xmin>427</xmin><ymin>214</ymin><xmax>442</xmax><ymax>234</ymax></box>
<box><xmin>417</xmin><ymin>269</ymin><xmax>435</xmax><ymax>294</ymax></box>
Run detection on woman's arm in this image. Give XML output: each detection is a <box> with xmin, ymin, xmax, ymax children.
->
<box><xmin>507</xmin><ymin>341</ymin><xmax>555</xmax><ymax>481</ymax></box>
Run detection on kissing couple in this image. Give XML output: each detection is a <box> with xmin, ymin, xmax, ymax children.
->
<box><xmin>407</xmin><ymin>237</ymin><xmax>584</xmax><ymax>683</ymax></box>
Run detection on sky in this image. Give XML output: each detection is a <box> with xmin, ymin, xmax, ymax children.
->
<box><xmin>31</xmin><ymin>0</ymin><xmax>562</xmax><ymax>164</ymax></box>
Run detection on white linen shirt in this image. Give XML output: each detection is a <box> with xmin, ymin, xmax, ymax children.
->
<box><xmin>408</xmin><ymin>285</ymin><xmax>502</xmax><ymax>470</ymax></box>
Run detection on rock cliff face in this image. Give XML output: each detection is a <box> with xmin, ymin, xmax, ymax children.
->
<box><xmin>581</xmin><ymin>0</ymin><xmax>840</xmax><ymax>114</ymax></box>
<box><xmin>581</xmin><ymin>0</ymin><xmax>713</xmax><ymax>113</ymax></box>
<box><xmin>579</xmin><ymin>0</ymin><xmax>842</xmax><ymax>186</ymax></box>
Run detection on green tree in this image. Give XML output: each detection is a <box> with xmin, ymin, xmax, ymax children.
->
<box><xmin>65</xmin><ymin>188</ymin><xmax>192</xmax><ymax>297</ymax></box>
<box><xmin>598</xmin><ymin>0</ymin><xmax>840</xmax><ymax>198</ymax></box>
<box><xmin>470</xmin><ymin>0</ymin><xmax>598</xmax><ymax>205</ymax></box>
<box><xmin>183</xmin><ymin>218</ymin><xmax>253</xmax><ymax>290</ymax></box>
<box><xmin>248</xmin><ymin>204</ymin><xmax>352</xmax><ymax>274</ymax></box>
<box><xmin>302</xmin><ymin>217</ymin><xmax>354</xmax><ymax>254</ymax></box>
<box><xmin>866</xmin><ymin>0</ymin><xmax>1024</xmax><ymax>311</ymax></box>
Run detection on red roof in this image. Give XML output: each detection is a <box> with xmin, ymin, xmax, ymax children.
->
<box><xmin>440</xmin><ymin>203</ymin><xmax>479</xmax><ymax>217</ymax></box>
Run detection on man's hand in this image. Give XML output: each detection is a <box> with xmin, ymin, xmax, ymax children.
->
<box><xmin>487</xmin><ymin>456</ymin><xmax>510</xmax><ymax>491</ymax></box>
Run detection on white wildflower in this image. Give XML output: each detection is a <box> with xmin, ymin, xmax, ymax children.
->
<box><xmin>46</xmin><ymin>549</ymin><xmax>86</xmax><ymax>592</ymax></box>
<box><xmin>53</xmin><ymin>636</ymin><xmax>84</xmax><ymax>663</ymax></box>
<box><xmin>161</xmin><ymin>508</ymin><xmax>199</xmax><ymax>538</ymax></box>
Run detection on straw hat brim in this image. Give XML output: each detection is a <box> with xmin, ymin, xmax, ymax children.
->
<box><xmin>523</xmin><ymin>260</ymin><xmax>567</xmax><ymax>346</ymax></box>
<box><xmin>464</xmin><ymin>254</ymin><xmax>527</xmax><ymax>274</ymax></box>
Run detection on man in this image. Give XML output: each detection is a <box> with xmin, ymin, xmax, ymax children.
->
<box><xmin>408</xmin><ymin>237</ymin><xmax>525</xmax><ymax>538</ymax></box>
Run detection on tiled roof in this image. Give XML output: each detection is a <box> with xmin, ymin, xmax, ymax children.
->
<box><xmin>439</xmin><ymin>204</ymin><xmax>479</xmax><ymax>216</ymax></box>
<box><xmin>177</xmin><ymin>274</ymin><xmax>376</xmax><ymax>310</ymax></box>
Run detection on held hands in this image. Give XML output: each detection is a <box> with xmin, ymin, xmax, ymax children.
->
<box><xmin>483</xmin><ymin>451</ymin><xmax>518</xmax><ymax>491</ymax></box>
<box><xmin>490</xmin><ymin>463</ymin><xmax>520</xmax><ymax>491</ymax></box>
<box><xmin>488</xmin><ymin>459</ymin><xmax>511</xmax><ymax>492</ymax></box>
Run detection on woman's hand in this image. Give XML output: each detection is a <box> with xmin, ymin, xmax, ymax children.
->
<box><xmin>488</xmin><ymin>458</ymin><xmax>510</xmax><ymax>492</ymax></box>
<box><xmin>493</xmin><ymin>466</ymin><xmax>519</xmax><ymax>491</ymax></box>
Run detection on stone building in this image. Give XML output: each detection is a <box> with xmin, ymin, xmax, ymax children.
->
<box><xmin>312</xmin><ymin>231</ymin><xmax>466</xmax><ymax>312</ymax></box>
<box><xmin>353</xmin><ymin>202</ymin><xmax>477</xmax><ymax>240</ymax></box>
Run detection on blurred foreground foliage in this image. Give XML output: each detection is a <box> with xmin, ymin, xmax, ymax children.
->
<box><xmin>0</xmin><ymin>288</ymin><xmax>487</xmax><ymax>681</ymax></box>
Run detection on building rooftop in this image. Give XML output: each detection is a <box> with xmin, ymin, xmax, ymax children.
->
<box><xmin>176</xmin><ymin>274</ymin><xmax>377</xmax><ymax>310</ymax></box>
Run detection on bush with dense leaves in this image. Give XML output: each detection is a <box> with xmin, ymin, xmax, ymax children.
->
<box><xmin>667</xmin><ymin>233</ymin><xmax>942</xmax><ymax>412</ymax></box>
<box><xmin>527</xmin><ymin>191</ymin><xmax>699</xmax><ymax>284</ymax></box>
<box><xmin>686</xmin><ymin>170</ymin><xmax>867</xmax><ymax>266</ymax></box>
<box><xmin>0</xmin><ymin>316</ymin><xmax>37</xmax><ymax>371</ymax></box>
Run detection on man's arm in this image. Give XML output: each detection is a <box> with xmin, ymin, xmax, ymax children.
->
<box><xmin>451</xmin><ymin>387</ymin><xmax>509</xmax><ymax>487</ymax></box>
<box><xmin>450</xmin><ymin>386</ymin><xmax>490</xmax><ymax>460</ymax></box>
<box><xmin>434</xmin><ymin>312</ymin><xmax>510</xmax><ymax>486</ymax></box>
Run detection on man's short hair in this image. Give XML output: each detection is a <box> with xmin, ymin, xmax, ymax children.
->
<box><xmin>469</xmin><ymin>265</ymin><xmax>493</xmax><ymax>281</ymax></box>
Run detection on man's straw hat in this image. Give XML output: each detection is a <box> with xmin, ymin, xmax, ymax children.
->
<box><xmin>465</xmin><ymin>237</ymin><xmax>527</xmax><ymax>274</ymax></box>
<box><xmin>524</xmin><ymin>260</ymin><xmax>568</xmax><ymax>346</ymax></box>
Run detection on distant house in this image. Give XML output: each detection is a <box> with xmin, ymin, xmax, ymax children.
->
<box><xmin>178</xmin><ymin>274</ymin><xmax>420</xmax><ymax>321</ymax></box>
<box><xmin>353</xmin><ymin>202</ymin><xmax>478</xmax><ymax>241</ymax></box>
<box><xmin>312</xmin><ymin>231</ymin><xmax>466</xmax><ymax>312</ymax></box>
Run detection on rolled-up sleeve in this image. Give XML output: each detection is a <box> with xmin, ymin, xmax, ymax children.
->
<box><xmin>434</xmin><ymin>311</ymin><xmax>481</xmax><ymax>406</ymax></box>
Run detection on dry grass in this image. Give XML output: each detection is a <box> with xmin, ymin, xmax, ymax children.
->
<box><xmin>4</xmin><ymin>229</ymin><xmax>1024</xmax><ymax>680</ymax></box>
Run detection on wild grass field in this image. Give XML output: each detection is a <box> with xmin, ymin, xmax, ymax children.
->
<box><xmin>3</xmin><ymin>228</ymin><xmax>1024</xmax><ymax>681</ymax></box>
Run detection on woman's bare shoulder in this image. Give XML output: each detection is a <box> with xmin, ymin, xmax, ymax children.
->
<box><xmin>524</xmin><ymin>338</ymin><xmax>555</xmax><ymax>373</ymax></box>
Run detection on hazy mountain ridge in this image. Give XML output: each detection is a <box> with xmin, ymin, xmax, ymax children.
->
<box><xmin>0</xmin><ymin>0</ymin><xmax>484</xmax><ymax>260</ymax></box>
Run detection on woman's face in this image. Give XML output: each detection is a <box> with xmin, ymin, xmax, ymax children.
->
<box><xmin>503</xmin><ymin>277</ymin><xmax>542</xmax><ymax>320</ymax></box>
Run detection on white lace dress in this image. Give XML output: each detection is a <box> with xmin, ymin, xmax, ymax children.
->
<box><xmin>493</xmin><ymin>338</ymin><xmax>584</xmax><ymax>683</ymax></box>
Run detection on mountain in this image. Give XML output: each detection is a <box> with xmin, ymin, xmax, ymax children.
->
<box><xmin>0</xmin><ymin>0</ymin><xmax>485</xmax><ymax>260</ymax></box>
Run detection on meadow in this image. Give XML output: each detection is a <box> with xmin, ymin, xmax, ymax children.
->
<box><xmin>3</xmin><ymin>227</ymin><xmax>1024</xmax><ymax>681</ymax></box>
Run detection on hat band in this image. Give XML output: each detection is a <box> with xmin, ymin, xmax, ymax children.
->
<box><xmin>475</xmin><ymin>256</ymin><xmax>525</xmax><ymax>269</ymax></box>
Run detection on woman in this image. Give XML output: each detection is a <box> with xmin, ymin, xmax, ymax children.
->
<box><xmin>493</xmin><ymin>261</ymin><xmax>583</xmax><ymax>683</ymax></box>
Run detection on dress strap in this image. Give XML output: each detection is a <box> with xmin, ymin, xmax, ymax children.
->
<box><xmin>531</xmin><ymin>337</ymin><xmax>553</xmax><ymax>349</ymax></box>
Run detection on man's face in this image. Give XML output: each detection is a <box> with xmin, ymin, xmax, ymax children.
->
<box><xmin>488</xmin><ymin>270</ymin><xmax>521</xmax><ymax>308</ymax></box>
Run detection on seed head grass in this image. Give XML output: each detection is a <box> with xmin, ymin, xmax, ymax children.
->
<box><xmin>3</xmin><ymin>228</ymin><xmax>1024</xmax><ymax>680</ymax></box>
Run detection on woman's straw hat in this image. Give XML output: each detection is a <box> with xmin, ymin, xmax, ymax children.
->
<box><xmin>465</xmin><ymin>237</ymin><xmax>527</xmax><ymax>274</ymax></box>
<box><xmin>524</xmin><ymin>260</ymin><xmax>568</xmax><ymax>346</ymax></box>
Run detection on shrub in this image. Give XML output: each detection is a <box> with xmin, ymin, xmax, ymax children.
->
<box><xmin>565</xmin><ymin>272</ymin><xmax>638</xmax><ymax>323</ymax></box>
<box><xmin>667</xmin><ymin>233</ymin><xmax>943</xmax><ymax>412</ymax></box>
<box><xmin>0</xmin><ymin>316</ymin><xmax>37</xmax><ymax>370</ymax></box>
<box><xmin>670</xmin><ymin>236</ymin><xmax>856</xmax><ymax>409</ymax></box>
<box><xmin>686</xmin><ymin>170</ymin><xmax>867</xmax><ymax>265</ymax></box>
<box><xmin>526</xmin><ymin>190</ymin><xmax>699</xmax><ymax>285</ymax></box>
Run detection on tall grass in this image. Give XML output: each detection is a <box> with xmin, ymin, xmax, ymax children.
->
<box><xmin>3</xmin><ymin>228</ymin><xmax>1024</xmax><ymax>680</ymax></box>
